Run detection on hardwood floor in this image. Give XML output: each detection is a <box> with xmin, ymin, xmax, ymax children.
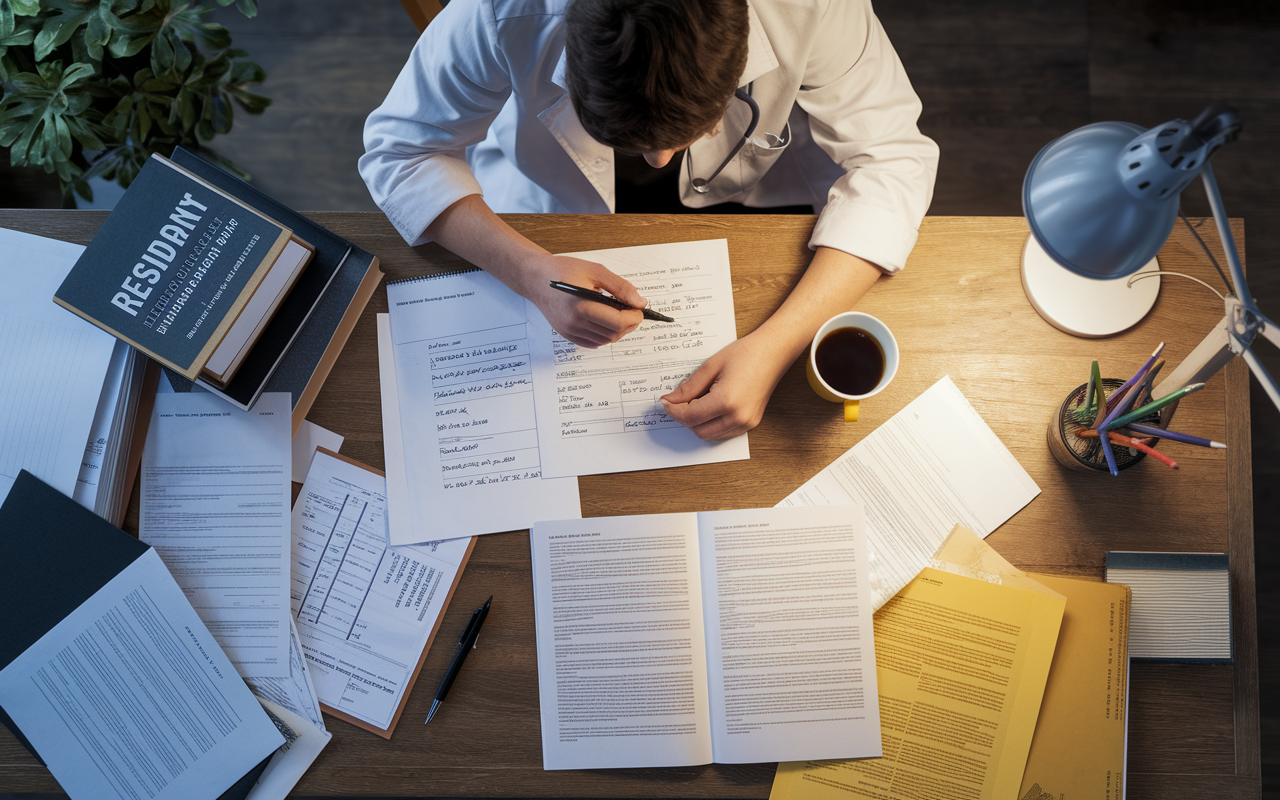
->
<box><xmin>3</xmin><ymin>0</ymin><xmax>1277</xmax><ymax>793</ymax></box>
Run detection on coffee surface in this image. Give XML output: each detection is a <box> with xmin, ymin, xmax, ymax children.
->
<box><xmin>815</xmin><ymin>327</ymin><xmax>885</xmax><ymax>396</ymax></box>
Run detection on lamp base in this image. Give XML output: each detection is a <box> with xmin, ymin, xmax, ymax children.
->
<box><xmin>1021</xmin><ymin>234</ymin><xmax>1160</xmax><ymax>338</ymax></box>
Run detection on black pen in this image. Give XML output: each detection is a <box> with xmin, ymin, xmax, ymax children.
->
<box><xmin>548</xmin><ymin>280</ymin><xmax>675</xmax><ymax>323</ymax></box>
<box><xmin>425</xmin><ymin>595</ymin><xmax>491</xmax><ymax>724</ymax></box>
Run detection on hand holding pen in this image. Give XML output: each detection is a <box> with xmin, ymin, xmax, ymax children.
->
<box><xmin>532</xmin><ymin>255</ymin><xmax>648</xmax><ymax>348</ymax></box>
<box><xmin>549</xmin><ymin>281</ymin><xmax>675</xmax><ymax>323</ymax></box>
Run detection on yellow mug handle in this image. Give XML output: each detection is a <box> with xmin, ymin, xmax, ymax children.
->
<box><xmin>844</xmin><ymin>400</ymin><xmax>859</xmax><ymax>422</ymax></box>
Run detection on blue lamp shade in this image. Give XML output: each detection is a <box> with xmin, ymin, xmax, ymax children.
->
<box><xmin>1023</xmin><ymin>122</ymin><xmax>1190</xmax><ymax>280</ymax></box>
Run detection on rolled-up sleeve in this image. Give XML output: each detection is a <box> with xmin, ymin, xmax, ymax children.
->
<box><xmin>359</xmin><ymin>0</ymin><xmax>512</xmax><ymax>246</ymax></box>
<box><xmin>797</xmin><ymin>0</ymin><xmax>938</xmax><ymax>274</ymax></box>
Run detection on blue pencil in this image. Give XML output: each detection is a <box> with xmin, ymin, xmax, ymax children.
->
<box><xmin>1124</xmin><ymin>423</ymin><xmax>1227</xmax><ymax>449</ymax></box>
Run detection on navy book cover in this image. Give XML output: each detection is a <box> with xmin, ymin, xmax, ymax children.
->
<box><xmin>53</xmin><ymin>154</ymin><xmax>291</xmax><ymax>377</ymax></box>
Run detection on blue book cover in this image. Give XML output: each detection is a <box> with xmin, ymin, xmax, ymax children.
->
<box><xmin>53</xmin><ymin>154</ymin><xmax>293</xmax><ymax>378</ymax></box>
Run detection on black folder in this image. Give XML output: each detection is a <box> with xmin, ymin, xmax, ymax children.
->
<box><xmin>0</xmin><ymin>470</ymin><xmax>270</xmax><ymax>799</ymax></box>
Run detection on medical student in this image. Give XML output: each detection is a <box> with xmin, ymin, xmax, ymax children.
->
<box><xmin>360</xmin><ymin>0</ymin><xmax>937</xmax><ymax>442</ymax></box>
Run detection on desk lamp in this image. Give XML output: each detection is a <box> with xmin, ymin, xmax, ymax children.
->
<box><xmin>1022</xmin><ymin>104</ymin><xmax>1280</xmax><ymax>418</ymax></box>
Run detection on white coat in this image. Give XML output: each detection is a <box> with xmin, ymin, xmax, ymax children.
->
<box><xmin>360</xmin><ymin>0</ymin><xmax>939</xmax><ymax>274</ymax></box>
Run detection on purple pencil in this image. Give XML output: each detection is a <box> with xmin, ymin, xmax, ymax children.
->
<box><xmin>1105</xmin><ymin>342</ymin><xmax>1166</xmax><ymax>414</ymax></box>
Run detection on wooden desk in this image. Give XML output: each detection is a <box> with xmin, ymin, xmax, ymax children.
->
<box><xmin>0</xmin><ymin>212</ymin><xmax>1258</xmax><ymax>798</ymax></box>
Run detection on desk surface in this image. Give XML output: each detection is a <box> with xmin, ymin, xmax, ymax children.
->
<box><xmin>0</xmin><ymin>211</ymin><xmax>1258</xmax><ymax>798</ymax></box>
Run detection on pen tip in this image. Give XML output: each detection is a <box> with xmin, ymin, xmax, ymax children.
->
<box><xmin>425</xmin><ymin>700</ymin><xmax>440</xmax><ymax>724</ymax></box>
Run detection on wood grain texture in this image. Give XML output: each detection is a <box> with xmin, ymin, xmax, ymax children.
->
<box><xmin>0</xmin><ymin>211</ymin><xmax>1256</xmax><ymax>796</ymax></box>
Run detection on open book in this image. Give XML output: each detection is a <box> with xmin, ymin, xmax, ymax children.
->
<box><xmin>530</xmin><ymin>505</ymin><xmax>881</xmax><ymax>770</ymax></box>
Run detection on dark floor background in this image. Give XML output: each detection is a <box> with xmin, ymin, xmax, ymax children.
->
<box><xmin>2</xmin><ymin>0</ymin><xmax>1277</xmax><ymax>792</ymax></box>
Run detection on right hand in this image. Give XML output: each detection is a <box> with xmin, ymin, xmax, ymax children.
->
<box><xmin>524</xmin><ymin>253</ymin><xmax>646</xmax><ymax>348</ymax></box>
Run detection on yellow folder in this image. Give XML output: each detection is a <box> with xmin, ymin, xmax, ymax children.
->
<box><xmin>771</xmin><ymin>554</ymin><xmax>1065</xmax><ymax>800</ymax></box>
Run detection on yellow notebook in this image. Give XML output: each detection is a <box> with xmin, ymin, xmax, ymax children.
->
<box><xmin>771</xmin><ymin>566</ymin><xmax>1065</xmax><ymax>800</ymax></box>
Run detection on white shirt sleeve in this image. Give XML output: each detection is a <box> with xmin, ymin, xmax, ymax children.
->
<box><xmin>359</xmin><ymin>0</ymin><xmax>511</xmax><ymax>246</ymax></box>
<box><xmin>798</xmin><ymin>0</ymin><xmax>939</xmax><ymax>274</ymax></box>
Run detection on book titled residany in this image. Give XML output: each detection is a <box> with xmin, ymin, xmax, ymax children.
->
<box><xmin>54</xmin><ymin>154</ymin><xmax>292</xmax><ymax>378</ymax></box>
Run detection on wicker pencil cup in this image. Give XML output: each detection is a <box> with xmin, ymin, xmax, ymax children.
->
<box><xmin>1046</xmin><ymin>379</ymin><xmax>1161</xmax><ymax>473</ymax></box>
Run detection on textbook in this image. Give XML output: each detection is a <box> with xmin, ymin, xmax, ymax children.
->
<box><xmin>0</xmin><ymin>471</ymin><xmax>284</xmax><ymax>800</ymax></box>
<box><xmin>53</xmin><ymin>153</ymin><xmax>302</xmax><ymax>380</ymax></box>
<box><xmin>163</xmin><ymin>147</ymin><xmax>382</xmax><ymax>425</ymax></box>
<box><xmin>530</xmin><ymin>504</ymin><xmax>881</xmax><ymax>770</ymax></box>
<box><xmin>1106</xmin><ymin>551</ymin><xmax>1230</xmax><ymax>663</ymax></box>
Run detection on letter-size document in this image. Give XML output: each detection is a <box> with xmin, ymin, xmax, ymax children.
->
<box><xmin>531</xmin><ymin>505</ymin><xmax>880</xmax><ymax>770</ymax></box>
<box><xmin>0</xmin><ymin>471</ymin><xmax>283</xmax><ymax>800</ymax></box>
<box><xmin>383</xmin><ymin>274</ymin><xmax>580</xmax><ymax>544</ymax></box>
<box><xmin>770</xmin><ymin>567</ymin><xmax>1066</xmax><ymax>800</ymax></box>
<box><xmin>779</xmin><ymin>376</ymin><xmax>1041</xmax><ymax>610</ymax></box>
<box><xmin>140</xmin><ymin>391</ymin><xmax>293</xmax><ymax>678</ymax></box>
<box><xmin>526</xmin><ymin>239</ymin><xmax>749</xmax><ymax>477</ymax></box>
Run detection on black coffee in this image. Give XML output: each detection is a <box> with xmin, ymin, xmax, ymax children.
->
<box><xmin>815</xmin><ymin>327</ymin><xmax>885</xmax><ymax>396</ymax></box>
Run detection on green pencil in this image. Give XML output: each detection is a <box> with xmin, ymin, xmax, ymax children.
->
<box><xmin>1106</xmin><ymin>382</ymin><xmax>1207</xmax><ymax>431</ymax></box>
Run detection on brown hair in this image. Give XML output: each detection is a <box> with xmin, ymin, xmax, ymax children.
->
<box><xmin>564</xmin><ymin>0</ymin><xmax>749</xmax><ymax>153</ymax></box>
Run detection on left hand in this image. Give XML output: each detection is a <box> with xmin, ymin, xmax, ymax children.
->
<box><xmin>659</xmin><ymin>332</ymin><xmax>791</xmax><ymax>441</ymax></box>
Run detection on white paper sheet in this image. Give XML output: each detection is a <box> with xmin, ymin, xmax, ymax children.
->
<box><xmin>246</xmin><ymin>699</ymin><xmax>331</xmax><ymax>800</ymax></box>
<box><xmin>73</xmin><ymin>339</ymin><xmax>131</xmax><ymax>509</ymax></box>
<box><xmin>245</xmin><ymin>617</ymin><xmax>326</xmax><ymax>731</ymax></box>
<box><xmin>0</xmin><ymin>227</ymin><xmax>116</xmax><ymax>504</ymax></box>
<box><xmin>140</xmin><ymin>391</ymin><xmax>293</xmax><ymax>678</ymax></box>
<box><xmin>291</xmin><ymin>420</ymin><xmax>344</xmax><ymax>483</ymax></box>
<box><xmin>290</xmin><ymin>450</ymin><xmax>471</xmax><ymax>730</ymax></box>
<box><xmin>384</xmin><ymin>273</ymin><xmax>580</xmax><ymax>545</ymax></box>
<box><xmin>779</xmin><ymin>375</ymin><xmax>1041</xmax><ymax>610</ymax></box>
<box><xmin>0</xmin><ymin>549</ymin><xmax>284</xmax><ymax>800</ymax></box>
<box><xmin>526</xmin><ymin>239</ymin><xmax>749</xmax><ymax>477</ymax></box>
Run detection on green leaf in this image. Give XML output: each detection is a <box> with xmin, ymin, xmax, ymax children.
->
<box><xmin>11</xmin><ymin>0</ymin><xmax>38</xmax><ymax>16</ymax></box>
<box><xmin>1</xmin><ymin>2</ymin><xmax>15</xmax><ymax>40</ymax></box>
<box><xmin>33</xmin><ymin>7</ymin><xmax>92</xmax><ymax>61</ymax></box>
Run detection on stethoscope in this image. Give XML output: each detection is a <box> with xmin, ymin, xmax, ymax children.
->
<box><xmin>687</xmin><ymin>83</ymin><xmax>792</xmax><ymax>193</ymax></box>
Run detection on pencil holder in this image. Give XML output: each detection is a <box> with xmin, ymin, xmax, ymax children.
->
<box><xmin>1047</xmin><ymin>380</ymin><xmax>1161</xmax><ymax>473</ymax></box>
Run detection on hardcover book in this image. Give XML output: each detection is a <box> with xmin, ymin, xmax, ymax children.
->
<box><xmin>53</xmin><ymin>154</ymin><xmax>293</xmax><ymax>379</ymax></box>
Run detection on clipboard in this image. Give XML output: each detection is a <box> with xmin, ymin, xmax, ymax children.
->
<box><xmin>300</xmin><ymin>448</ymin><xmax>477</xmax><ymax>739</ymax></box>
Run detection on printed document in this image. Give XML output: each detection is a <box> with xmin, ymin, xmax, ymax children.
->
<box><xmin>779</xmin><ymin>375</ymin><xmax>1040</xmax><ymax>609</ymax></box>
<box><xmin>383</xmin><ymin>274</ymin><xmax>579</xmax><ymax>544</ymax></box>
<box><xmin>73</xmin><ymin>339</ymin><xmax>131</xmax><ymax>509</ymax></box>
<box><xmin>0</xmin><ymin>548</ymin><xmax>284</xmax><ymax>800</ymax></box>
<box><xmin>531</xmin><ymin>505</ymin><xmax>880</xmax><ymax>770</ymax></box>
<box><xmin>770</xmin><ymin>567</ymin><xmax>1065</xmax><ymax>800</ymax></box>
<box><xmin>291</xmin><ymin>450</ymin><xmax>473</xmax><ymax>733</ymax></box>
<box><xmin>0</xmin><ymin>227</ymin><xmax>116</xmax><ymax>504</ymax></box>
<box><xmin>141</xmin><ymin>391</ymin><xmax>292</xmax><ymax>678</ymax></box>
<box><xmin>526</xmin><ymin>239</ymin><xmax>749</xmax><ymax>477</ymax></box>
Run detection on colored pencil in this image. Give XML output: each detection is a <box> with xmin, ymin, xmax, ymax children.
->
<box><xmin>1124</xmin><ymin>422</ymin><xmax>1227</xmax><ymax>449</ymax></box>
<box><xmin>1107</xmin><ymin>431</ymin><xmax>1179</xmax><ymax>469</ymax></box>
<box><xmin>1107</xmin><ymin>382</ymin><xmax>1207</xmax><ymax>431</ymax></box>
<box><xmin>1105</xmin><ymin>342</ymin><xmax>1165</xmax><ymax>413</ymax></box>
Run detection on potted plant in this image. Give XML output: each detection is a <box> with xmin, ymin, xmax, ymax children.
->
<box><xmin>0</xmin><ymin>0</ymin><xmax>269</xmax><ymax>206</ymax></box>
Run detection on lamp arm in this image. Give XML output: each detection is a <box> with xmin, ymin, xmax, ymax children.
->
<box><xmin>1239</xmin><ymin>344</ymin><xmax>1280</xmax><ymax>416</ymax></box>
<box><xmin>1199</xmin><ymin>163</ymin><xmax>1252</xmax><ymax>309</ymax></box>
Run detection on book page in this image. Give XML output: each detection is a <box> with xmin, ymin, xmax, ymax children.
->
<box><xmin>779</xmin><ymin>376</ymin><xmax>1040</xmax><ymax>610</ymax></box>
<box><xmin>770</xmin><ymin>569</ymin><xmax>1065</xmax><ymax>800</ymax></box>
<box><xmin>0</xmin><ymin>549</ymin><xmax>284</xmax><ymax>800</ymax></box>
<box><xmin>384</xmin><ymin>271</ymin><xmax>580</xmax><ymax>545</ymax></box>
<box><xmin>290</xmin><ymin>450</ymin><xmax>471</xmax><ymax>733</ymax></box>
<box><xmin>140</xmin><ymin>391</ymin><xmax>292</xmax><ymax>678</ymax></box>
<box><xmin>526</xmin><ymin>239</ymin><xmax>749</xmax><ymax>477</ymax></box>
<box><xmin>530</xmin><ymin>513</ymin><xmax>713</xmax><ymax>770</ymax></box>
<box><xmin>697</xmin><ymin>505</ymin><xmax>881</xmax><ymax>764</ymax></box>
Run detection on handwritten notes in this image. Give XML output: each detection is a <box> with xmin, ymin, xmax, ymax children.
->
<box><xmin>527</xmin><ymin>239</ymin><xmax>749</xmax><ymax>477</ymax></box>
<box><xmin>383</xmin><ymin>272</ymin><xmax>579</xmax><ymax>545</ymax></box>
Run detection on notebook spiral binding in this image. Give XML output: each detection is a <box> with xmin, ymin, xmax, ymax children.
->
<box><xmin>387</xmin><ymin>267</ymin><xmax>482</xmax><ymax>287</ymax></box>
